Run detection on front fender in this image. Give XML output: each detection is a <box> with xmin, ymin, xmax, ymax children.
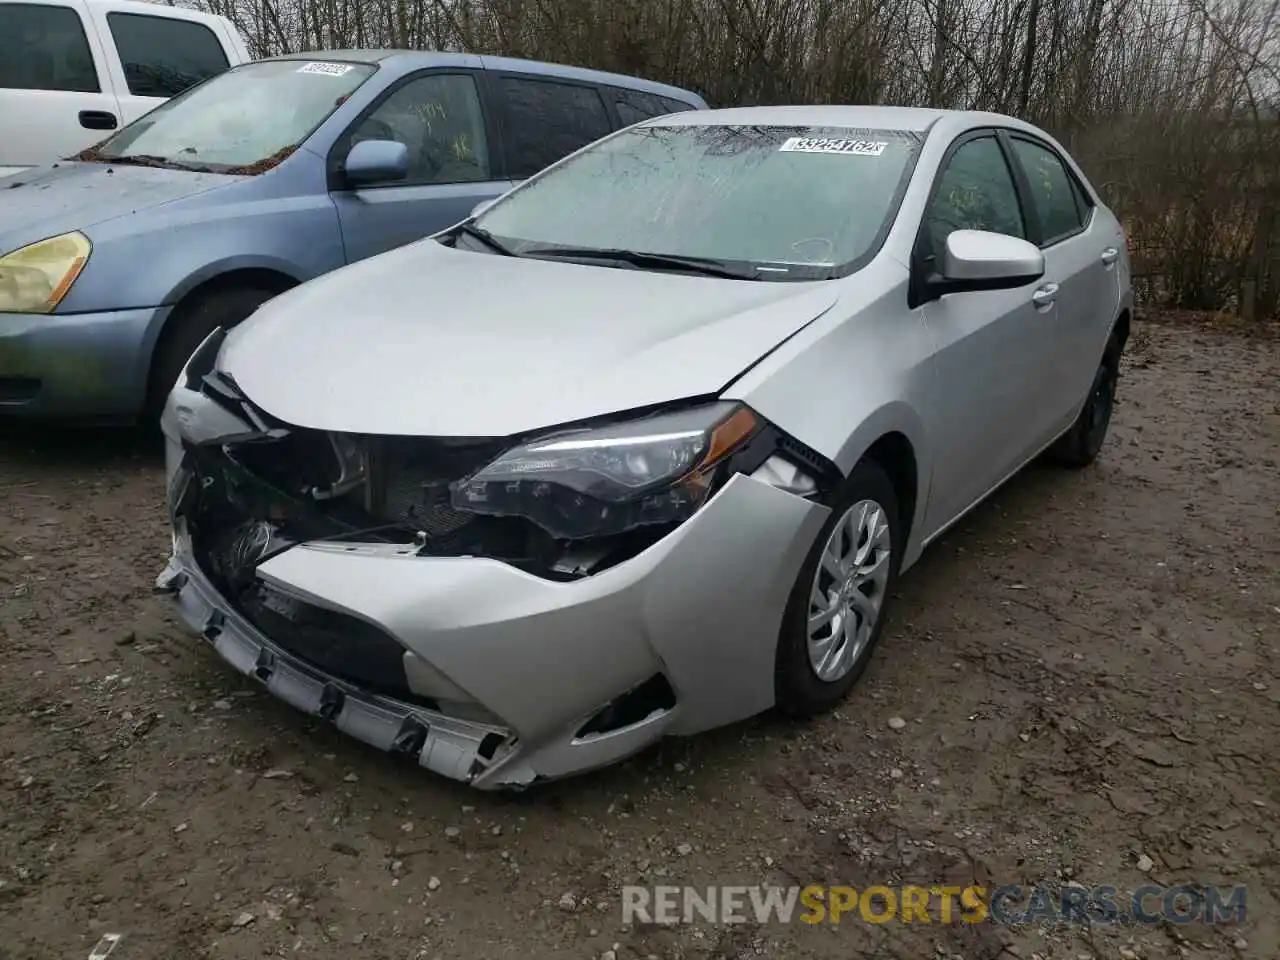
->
<box><xmin>160</xmin><ymin>253</ymin><xmax>310</xmax><ymax>308</ymax></box>
<box><xmin>723</xmin><ymin>265</ymin><xmax>936</xmax><ymax>567</ymax></box>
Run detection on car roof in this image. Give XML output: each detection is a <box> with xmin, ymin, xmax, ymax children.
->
<box><xmin>79</xmin><ymin>0</ymin><xmax>231</xmax><ymax>19</ymax></box>
<box><xmin>261</xmin><ymin>50</ymin><xmax>707</xmax><ymax>106</ymax></box>
<box><xmin>652</xmin><ymin>104</ymin><xmax>1038</xmax><ymax>135</ymax></box>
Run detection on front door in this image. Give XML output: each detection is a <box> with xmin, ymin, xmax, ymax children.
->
<box><xmin>330</xmin><ymin>70</ymin><xmax>512</xmax><ymax>263</ymax></box>
<box><xmin>917</xmin><ymin>133</ymin><xmax>1059</xmax><ymax>535</ymax></box>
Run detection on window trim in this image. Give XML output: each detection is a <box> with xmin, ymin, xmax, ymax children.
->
<box><xmin>909</xmin><ymin>127</ymin><xmax>1031</xmax><ymax>308</ymax></box>
<box><xmin>483</xmin><ymin>70</ymin><xmax>614</xmax><ymax>181</ymax></box>
<box><xmin>326</xmin><ymin>67</ymin><xmax>502</xmax><ymax>192</ymax></box>
<box><xmin>105</xmin><ymin>10</ymin><xmax>229</xmax><ymax>99</ymax></box>
<box><xmin>0</xmin><ymin>2</ymin><xmax>101</xmax><ymax>94</ymax></box>
<box><xmin>999</xmin><ymin>130</ymin><xmax>1093</xmax><ymax>249</ymax></box>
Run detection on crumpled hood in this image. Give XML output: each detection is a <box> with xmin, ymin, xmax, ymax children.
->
<box><xmin>0</xmin><ymin>161</ymin><xmax>241</xmax><ymax>254</ymax></box>
<box><xmin>220</xmin><ymin>240</ymin><xmax>840</xmax><ymax>437</ymax></box>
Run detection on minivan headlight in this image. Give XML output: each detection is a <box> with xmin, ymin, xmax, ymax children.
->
<box><xmin>451</xmin><ymin>402</ymin><xmax>761</xmax><ymax>539</ymax></box>
<box><xmin>0</xmin><ymin>231</ymin><xmax>92</xmax><ymax>314</ymax></box>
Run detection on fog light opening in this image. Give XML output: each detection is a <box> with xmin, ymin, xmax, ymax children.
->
<box><xmin>575</xmin><ymin>673</ymin><xmax>677</xmax><ymax>739</ymax></box>
<box><xmin>478</xmin><ymin>732</ymin><xmax>506</xmax><ymax>761</ymax></box>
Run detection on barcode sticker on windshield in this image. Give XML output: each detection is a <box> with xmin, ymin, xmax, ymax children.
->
<box><xmin>779</xmin><ymin>137</ymin><xmax>887</xmax><ymax>156</ymax></box>
<box><xmin>297</xmin><ymin>61</ymin><xmax>354</xmax><ymax>76</ymax></box>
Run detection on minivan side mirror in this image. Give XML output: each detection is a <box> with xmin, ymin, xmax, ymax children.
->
<box><xmin>930</xmin><ymin>229</ymin><xmax>1045</xmax><ymax>297</ymax></box>
<box><xmin>344</xmin><ymin>139</ymin><xmax>409</xmax><ymax>186</ymax></box>
<box><xmin>470</xmin><ymin>197</ymin><xmax>497</xmax><ymax>219</ymax></box>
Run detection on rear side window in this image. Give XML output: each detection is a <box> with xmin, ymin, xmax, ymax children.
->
<box><xmin>1009</xmin><ymin>137</ymin><xmax>1085</xmax><ymax>243</ymax></box>
<box><xmin>659</xmin><ymin>95</ymin><xmax>696</xmax><ymax>114</ymax></box>
<box><xmin>0</xmin><ymin>4</ymin><xmax>99</xmax><ymax>93</ymax></box>
<box><xmin>492</xmin><ymin>75</ymin><xmax>611</xmax><ymax>179</ymax></box>
<box><xmin>107</xmin><ymin>12</ymin><xmax>229</xmax><ymax>98</ymax></box>
<box><xmin>612</xmin><ymin>88</ymin><xmax>673</xmax><ymax>126</ymax></box>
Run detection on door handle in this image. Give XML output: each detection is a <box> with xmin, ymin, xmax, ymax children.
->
<box><xmin>1031</xmin><ymin>283</ymin><xmax>1059</xmax><ymax>308</ymax></box>
<box><xmin>1100</xmin><ymin>247</ymin><xmax>1119</xmax><ymax>266</ymax></box>
<box><xmin>78</xmin><ymin>110</ymin><xmax>118</xmax><ymax>131</ymax></box>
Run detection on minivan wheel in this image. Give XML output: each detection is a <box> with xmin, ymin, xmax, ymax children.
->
<box><xmin>144</xmin><ymin>286</ymin><xmax>279</xmax><ymax>422</ymax></box>
<box><xmin>775</xmin><ymin>459</ymin><xmax>903</xmax><ymax>717</ymax></box>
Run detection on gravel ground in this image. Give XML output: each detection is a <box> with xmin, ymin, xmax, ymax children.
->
<box><xmin>1</xmin><ymin>318</ymin><xmax>1277</xmax><ymax>960</ymax></box>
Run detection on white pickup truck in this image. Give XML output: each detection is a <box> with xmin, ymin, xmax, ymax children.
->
<box><xmin>0</xmin><ymin>0</ymin><xmax>250</xmax><ymax>179</ymax></box>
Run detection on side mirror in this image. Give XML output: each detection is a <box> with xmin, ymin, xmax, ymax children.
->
<box><xmin>933</xmin><ymin>229</ymin><xmax>1044</xmax><ymax>295</ymax></box>
<box><xmin>470</xmin><ymin>197</ymin><xmax>497</xmax><ymax>219</ymax></box>
<box><xmin>344</xmin><ymin>139</ymin><xmax>409</xmax><ymax>186</ymax></box>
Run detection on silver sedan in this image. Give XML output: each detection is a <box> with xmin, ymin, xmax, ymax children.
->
<box><xmin>157</xmin><ymin>105</ymin><xmax>1133</xmax><ymax>789</ymax></box>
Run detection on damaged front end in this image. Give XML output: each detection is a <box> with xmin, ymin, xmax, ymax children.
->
<box><xmin>158</xmin><ymin>328</ymin><xmax>837</xmax><ymax>788</ymax></box>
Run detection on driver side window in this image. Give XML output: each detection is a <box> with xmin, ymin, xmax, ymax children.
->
<box><xmin>350</xmin><ymin>72</ymin><xmax>491</xmax><ymax>185</ymax></box>
<box><xmin>924</xmin><ymin>136</ymin><xmax>1025</xmax><ymax>258</ymax></box>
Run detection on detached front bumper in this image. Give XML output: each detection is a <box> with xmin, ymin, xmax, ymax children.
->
<box><xmin>0</xmin><ymin>305</ymin><xmax>169</xmax><ymax>418</ymax></box>
<box><xmin>157</xmin><ymin>468</ymin><xmax>829</xmax><ymax>789</ymax></box>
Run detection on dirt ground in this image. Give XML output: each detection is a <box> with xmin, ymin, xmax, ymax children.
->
<box><xmin>1</xmin><ymin>318</ymin><xmax>1277</xmax><ymax>960</ymax></box>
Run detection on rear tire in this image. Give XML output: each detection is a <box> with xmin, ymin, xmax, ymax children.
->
<box><xmin>144</xmin><ymin>286</ymin><xmax>279</xmax><ymax>422</ymax></box>
<box><xmin>774</xmin><ymin>459</ymin><xmax>903</xmax><ymax>717</ymax></box>
<box><xmin>1050</xmin><ymin>329</ymin><xmax>1123</xmax><ymax>468</ymax></box>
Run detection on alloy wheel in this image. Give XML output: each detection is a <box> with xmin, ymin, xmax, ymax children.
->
<box><xmin>806</xmin><ymin>499</ymin><xmax>892</xmax><ymax>682</ymax></box>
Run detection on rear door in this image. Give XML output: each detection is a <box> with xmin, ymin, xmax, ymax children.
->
<box><xmin>1003</xmin><ymin>133</ymin><xmax>1117</xmax><ymax>429</ymax></box>
<box><xmin>88</xmin><ymin>5</ymin><xmax>232</xmax><ymax>127</ymax></box>
<box><xmin>329</xmin><ymin>69</ymin><xmax>513</xmax><ymax>263</ymax></box>
<box><xmin>483</xmin><ymin>71</ymin><xmax>613</xmax><ymax>186</ymax></box>
<box><xmin>998</xmin><ymin>133</ymin><xmax>1121</xmax><ymax>427</ymax></box>
<box><xmin>0</xmin><ymin>0</ymin><xmax>117</xmax><ymax>172</ymax></box>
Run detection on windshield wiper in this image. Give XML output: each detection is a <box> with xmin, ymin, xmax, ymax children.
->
<box><xmin>522</xmin><ymin>246</ymin><xmax>760</xmax><ymax>280</ymax></box>
<box><xmin>452</xmin><ymin>222</ymin><xmax>515</xmax><ymax>256</ymax></box>
<box><xmin>94</xmin><ymin>153</ymin><xmax>218</xmax><ymax>173</ymax></box>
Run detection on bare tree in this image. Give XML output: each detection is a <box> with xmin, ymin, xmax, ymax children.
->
<box><xmin>189</xmin><ymin>0</ymin><xmax>1280</xmax><ymax>315</ymax></box>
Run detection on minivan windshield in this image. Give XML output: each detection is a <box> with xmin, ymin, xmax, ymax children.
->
<box><xmin>470</xmin><ymin>124</ymin><xmax>922</xmax><ymax>280</ymax></box>
<box><xmin>77</xmin><ymin>59</ymin><xmax>376</xmax><ymax>173</ymax></box>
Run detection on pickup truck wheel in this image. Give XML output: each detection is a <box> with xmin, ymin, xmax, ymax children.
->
<box><xmin>144</xmin><ymin>286</ymin><xmax>279</xmax><ymax>422</ymax></box>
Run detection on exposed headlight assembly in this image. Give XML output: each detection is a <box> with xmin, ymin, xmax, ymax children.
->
<box><xmin>0</xmin><ymin>231</ymin><xmax>92</xmax><ymax>314</ymax></box>
<box><xmin>451</xmin><ymin>402</ymin><xmax>762</xmax><ymax>539</ymax></box>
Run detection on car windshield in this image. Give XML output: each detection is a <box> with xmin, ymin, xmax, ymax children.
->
<box><xmin>76</xmin><ymin>58</ymin><xmax>376</xmax><ymax>173</ymax></box>
<box><xmin>471</xmin><ymin>124</ymin><xmax>923</xmax><ymax>280</ymax></box>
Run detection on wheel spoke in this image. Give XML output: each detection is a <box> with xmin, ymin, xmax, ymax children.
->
<box><xmin>849</xmin><ymin>585</ymin><xmax>880</xmax><ymax>621</ymax></box>
<box><xmin>815</xmin><ymin>624</ymin><xmax>844</xmax><ymax>678</ymax></box>
<box><xmin>808</xmin><ymin>604</ymin><xmax>838</xmax><ymax>634</ymax></box>
<box><xmin>857</xmin><ymin>547</ymin><xmax>889</xmax><ymax>581</ymax></box>
<box><xmin>856</xmin><ymin>506</ymin><xmax>889</xmax><ymax>567</ymax></box>
<box><xmin>821</xmin><ymin>541</ymin><xmax>845</xmax><ymax>580</ymax></box>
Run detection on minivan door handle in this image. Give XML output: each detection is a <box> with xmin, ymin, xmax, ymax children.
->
<box><xmin>1031</xmin><ymin>283</ymin><xmax>1059</xmax><ymax>308</ymax></box>
<box><xmin>1100</xmin><ymin>247</ymin><xmax>1119</xmax><ymax>266</ymax></box>
<box><xmin>78</xmin><ymin>110</ymin><xmax>118</xmax><ymax>131</ymax></box>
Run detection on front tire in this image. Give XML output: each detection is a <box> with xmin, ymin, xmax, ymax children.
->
<box><xmin>775</xmin><ymin>459</ymin><xmax>903</xmax><ymax>717</ymax></box>
<box><xmin>144</xmin><ymin>286</ymin><xmax>280</xmax><ymax>423</ymax></box>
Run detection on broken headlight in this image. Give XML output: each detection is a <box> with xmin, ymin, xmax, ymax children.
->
<box><xmin>451</xmin><ymin>402</ymin><xmax>761</xmax><ymax>539</ymax></box>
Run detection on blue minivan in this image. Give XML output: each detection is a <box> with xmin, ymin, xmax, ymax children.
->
<box><xmin>0</xmin><ymin>50</ymin><xmax>707</xmax><ymax>420</ymax></box>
